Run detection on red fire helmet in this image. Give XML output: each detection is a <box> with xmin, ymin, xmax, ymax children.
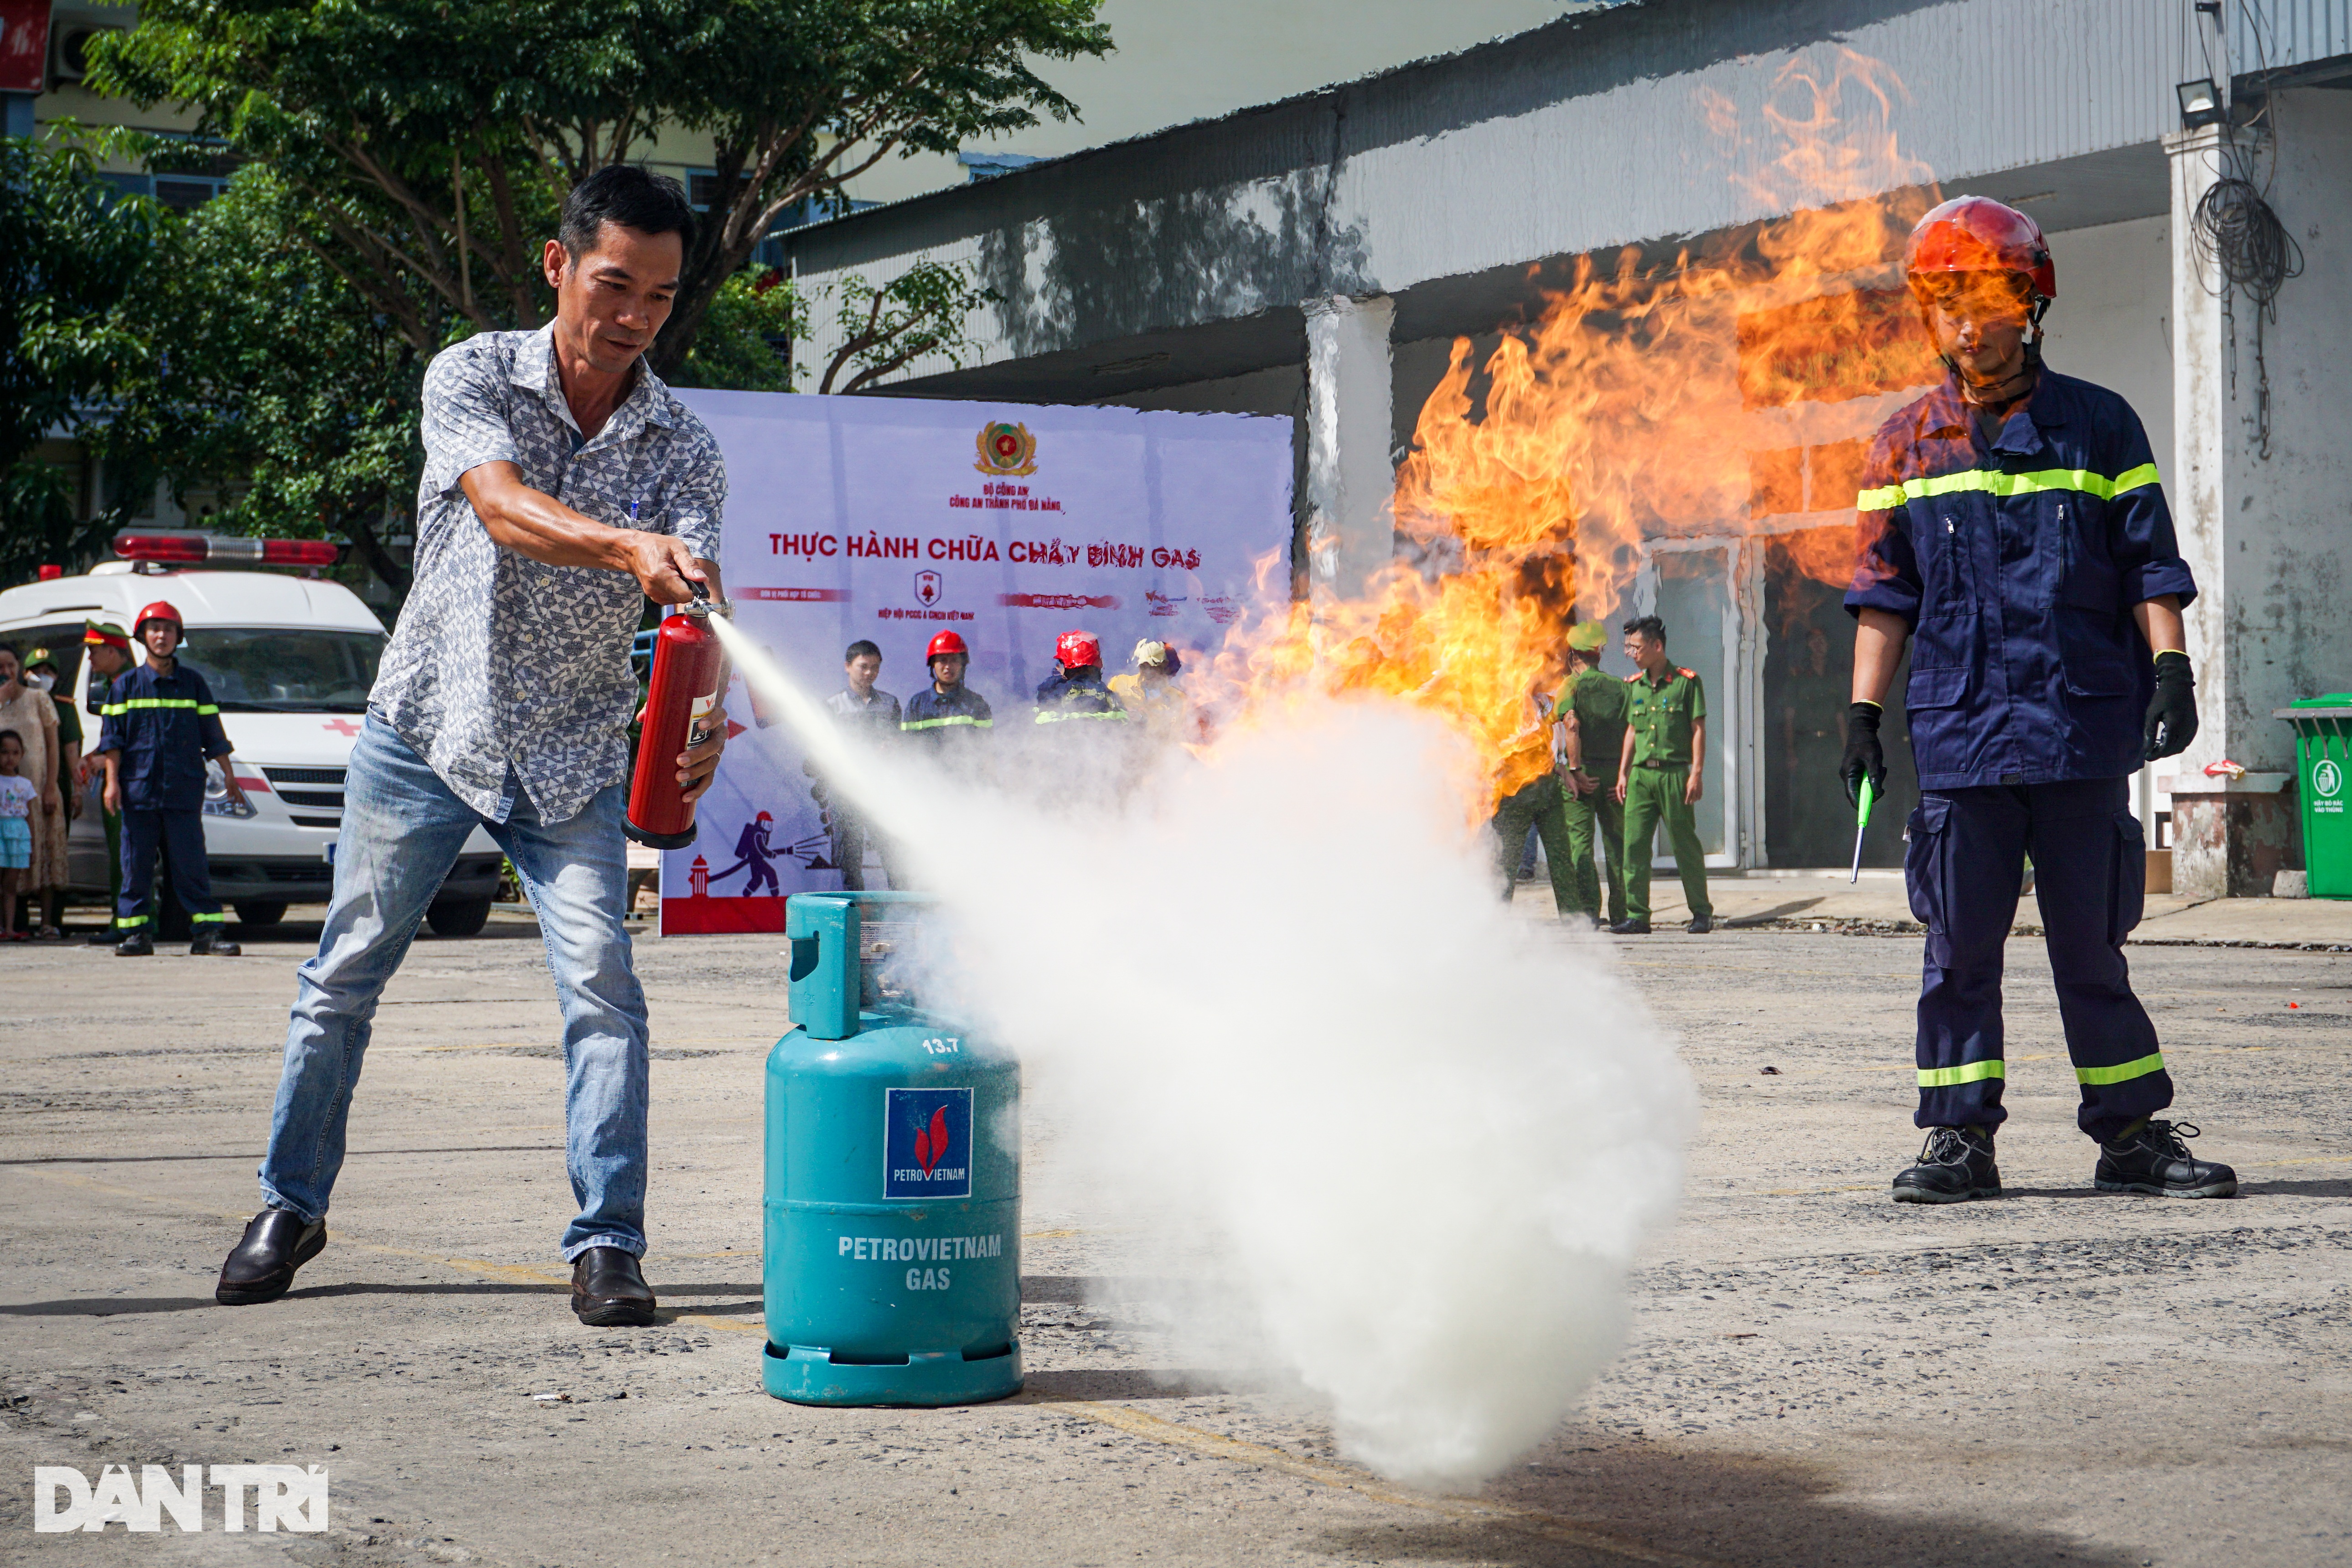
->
<box><xmin>1904</xmin><ymin>196</ymin><xmax>2056</xmax><ymax>304</ymax></box>
<box><xmin>755</xmin><ymin>809</ymin><xmax>773</xmax><ymax>822</ymax></box>
<box><xmin>926</xmin><ymin>630</ymin><xmax>970</xmax><ymax>660</ymax></box>
<box><xmin>134</xmin><ymin>600</ymin><xmax>184</xmax><ymax>635</ymax></box>
<box><xmin>1055</xmin><ymin>629</ymin><xmax>1101</xmax><ymax>669</ymax></box>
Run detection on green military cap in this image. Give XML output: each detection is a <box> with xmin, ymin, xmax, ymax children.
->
<box><xmin>1566</xmin><ymin>622</ymin><xmax>1609</xmax><ymax>652</ymax></box>
<box><xmin>84</xmin><ymin>621</ymin><xmax>132</xmax><ymax>651</ymax></box>
<box><xmin>24</xmin><ymin>646</ymin><xmax>59</xmax><ymax>673</ymax></box>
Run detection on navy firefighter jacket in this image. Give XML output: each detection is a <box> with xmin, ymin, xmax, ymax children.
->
<box><xmin>95</xmin><ymin>660</ymin><xmax>234</xmax><ymax>812</ymax></box>
<box><xmin>1843</xmin><ymin>368</ymin><xmax>2197</xmax><ymax>792</ymax></box>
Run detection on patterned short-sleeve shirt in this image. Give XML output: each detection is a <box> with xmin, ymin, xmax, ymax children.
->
<box><xmin>372</xmin><ymin>324</ymin><xmax>726</xmax><ymax>824</ymax></box>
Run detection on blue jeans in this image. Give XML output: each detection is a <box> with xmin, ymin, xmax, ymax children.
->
<box><xmin>258</xmin><ymin>716</ymin><xmax>651</xmax><ymax>1259</ymax></box>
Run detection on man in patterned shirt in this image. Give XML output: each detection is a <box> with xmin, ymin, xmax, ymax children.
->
<box><xmin>217</xmin><ymin>167</ymin><xmax>731</xmax><ymax>1328</ymax></box>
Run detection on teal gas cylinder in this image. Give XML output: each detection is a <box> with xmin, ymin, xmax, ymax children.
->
<box><xmin>762</xmin><ymin>892</ymin><xmax>1022</xmax><ymax>1406</ymax></box>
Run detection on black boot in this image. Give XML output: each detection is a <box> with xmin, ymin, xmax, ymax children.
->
<box><xmin>216</xmin><ymin>1209</ymin><xmax>328</xmax><ymax>1305</ymax></box>
<box><xmin>1686</xmin><ymin>915</ymin><xmax>1713</xmax><ymax>934</ymax></box>
<box><xmin>2095</xmin><ymin>1119</ymin><xmax>2238</xmax><ymax>1198</ymax></box>
<box><xmin>189</xmin><ymin>927</ymin><xmax>241</xmax><ymax>957</ymax></box>
<box><xmin>1891</xmin><ymin>1125</ymin><xmax>2001</xmax><ymax>1203</ymax></box>
<box><xmin>1608</xmin><ymin>919</ymin><xmax>1651</xmax><ymax>935</ymax></box>
<box><xmin>115</xmin><ymin>930</ymin><xmax>153</xmax><ymax>957</ymax></box>
<box><xmin>572</xmin><ymin>1247</ymin><xmax>658</xmax><ymax>1327</ymax></box>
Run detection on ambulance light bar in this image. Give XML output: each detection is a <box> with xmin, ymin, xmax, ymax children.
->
<box><xmin>114</xmin><ymin>533</ymin><xmax>345</xmax><ymax>568</ymax></box>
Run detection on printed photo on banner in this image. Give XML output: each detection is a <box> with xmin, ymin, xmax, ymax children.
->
<box><xmin>657</xmin><ymin>394</ymin><xmax>1292</xmax><ymax>934</ymax></box>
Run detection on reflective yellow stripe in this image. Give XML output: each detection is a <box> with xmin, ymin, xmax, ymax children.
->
<box><xmin>114</xmin><ymin>916</ymin><xmax>150</xmax><ymax>927</ymax></box>
<box><xmin>1856</xmin><ymin>463</ymin><xmax>2163</xmax><ymax>513</ymax></box>
<box><xmin>1034</xmin><ymin>709</ymin><xmax>1128</xmax><ymax>724</ymax></box>
<box><xmin>196</xmin><ymin>704</ymin><xmax>220</xmax><ymax>716</ymax></box>
<box><xmin>2076</xmin><ymin>1052</ymin><xmax>2166</xmax><ymax>1087</ymax></box>
<box><xmin>901</xmin><ymin>716</ymin><xmax>994</xmax><ymax>731</ymax></box>
<box><xmin>107</xmin><ymin>698</ymin><xmax>207</xmax><ymax>712</ymax></box>
<box><xmin>190</xmin><ymin>911</ymin><xmax>228</xmax><ymax>923</ymax></box>
<box><xmin>1918</xmin><ymin>1060</ymin><xmax>2006</xmax><ymax>1088</ymax></box>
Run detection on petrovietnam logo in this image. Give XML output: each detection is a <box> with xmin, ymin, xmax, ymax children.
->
<box><xmin>884</xmin><ymin>1087</ymin><xmax>972</xmax><ymax>1199</ymax></box>
<box><xmin>2318</xmin><ymin>758</ymin><xmax>2343</xmax><ymax>800</ymax></box>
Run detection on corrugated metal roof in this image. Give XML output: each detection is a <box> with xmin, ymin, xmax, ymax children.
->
<box><xmin>782</xmin><ymin>0</ymin><xmax>2340</xmax><ymax>392</ymax></box>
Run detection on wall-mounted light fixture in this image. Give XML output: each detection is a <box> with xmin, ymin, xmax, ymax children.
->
<box><xmin>2177</xmin><ymin>78</ymin><xmax>2224</xmax><ymax>129</ymax></box>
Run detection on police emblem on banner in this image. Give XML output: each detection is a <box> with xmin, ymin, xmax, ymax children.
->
<box><xmin>915</xmin><ymin>569</ymin><xmax>942</xmax><ymax>607</ymax></box>
<box><xmin>973</xmin><ymin>420</ymin><xmax>1038</xmax><ymax>476</ymax></box>
<box><xmin>884</xmin><ymin>1087</ymin><xmax>972</xmax><ymax>1198</ymax></box>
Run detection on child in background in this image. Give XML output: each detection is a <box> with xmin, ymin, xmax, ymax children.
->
<box><xmin>0</xmin><ymin>729</ymin><xmax>34</xmax><ymax>942</ymax></box>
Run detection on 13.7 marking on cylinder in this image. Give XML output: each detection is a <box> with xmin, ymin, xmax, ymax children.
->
<box><xmin>920</xmin><ymin>1037</ymin><xmax>961</xmax><ymax>1055</ymax></box>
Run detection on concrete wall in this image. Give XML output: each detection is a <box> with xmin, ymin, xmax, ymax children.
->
<box><xmin>2042</xmin><ymin>215</ymin><xmax>2176</xmax><ymax>499</ymax></box>
<box><xmin>2168</xmin><ymin>89</ymin><xmax>2352</xmax><ymax>895</ymax></box>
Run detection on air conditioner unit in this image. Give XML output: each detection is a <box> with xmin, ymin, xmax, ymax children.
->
<box><xmin>52</xmin><ymin>24</ymin><xmax>122</xmax><ymax>85</ymax></box>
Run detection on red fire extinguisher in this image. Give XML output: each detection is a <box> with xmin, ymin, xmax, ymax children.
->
<box><xmin>626</xmin><ymin>587</ymin><xmax>730</xmax><ymax>849</ymax></box>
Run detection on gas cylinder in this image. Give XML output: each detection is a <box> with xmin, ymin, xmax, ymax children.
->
<box><xmin>764</xmin><ymin>892</ymin><xmax>1022</xmax><ymax>1406</ymax></box>
<box><xmin>625</xmin><ymin>590</ymin><xmax>729</xmax><ymax>849</ymax></box>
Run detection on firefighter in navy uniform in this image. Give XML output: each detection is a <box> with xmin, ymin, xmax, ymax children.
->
<box><xmin>1033</xmin><ymin>631</ymin><xmax>1130</xmax><ymax>730</ymax></box>
<box><xmin>1842</xmin><ymin>196</ymin><xmax>2234</xmax><ymax>1203</ymax></box>
<box><xmin>901</xmin><ymin>631</ymin><xmax>995</xmax><ymax>765</ymax></box>
<box><xmin>94</xmin><ymin>600</ymin><xmax>245</xmax><ymax>957</ymax></box>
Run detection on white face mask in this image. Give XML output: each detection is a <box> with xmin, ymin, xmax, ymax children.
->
<box><xmin>25</xmin><ymin>671</ymin><xmax>54</xmax><ymax>693</ymax></box>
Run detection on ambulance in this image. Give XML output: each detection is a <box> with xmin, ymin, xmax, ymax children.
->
<box><xmin>0</xmin><ymin>533</ymin><xmax>502</xmax><ymax>936</ymax></box>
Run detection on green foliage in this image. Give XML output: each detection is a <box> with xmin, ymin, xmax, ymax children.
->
<box><xmin>0</xmin><ymin>134</ymin><xmax>162</xmax><ymax>584</ymax></box>
<box><xmin>672</xmin><ymin>268</ymin><xmax>804</xmax><ymax>393</ymax></box>
<box><xmin>97</xmin><ymin>164</ymin><xmax>439</xmax><ymax>594</ymax></box>
<box><xmin>814</xmin><ymin>260</ymin><xmax>1000</xmax><ymax>394</ymax></box>
<box><xmin>89</xmin><ymin>0</ymin><xmax>1111</xmax><ymax>375</ymax></box>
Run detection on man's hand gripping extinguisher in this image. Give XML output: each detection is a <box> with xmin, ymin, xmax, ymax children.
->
<box><xmin>626</xmin><ymin>584</ymin><xmax>730</xmax><ymax>849</ymax></box>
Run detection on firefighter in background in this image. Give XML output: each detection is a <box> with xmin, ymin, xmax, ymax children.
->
<box><xmin>1842</xmin><ymin>194</ymin><xmax>2233</xmax><ymax>1203</ymax></box>
<box><xmin>1108</xmin><ymin>639</ymin><xmax>1195</xmax><ymax>744</ymax></box>
<box><xmin>94</xmin><ymin>601</ymin><xmax>245</xmax><ymax>957</ymax></box>
<box><xmin>79</xmin><ymin>622</ymin><xmax>134</xmax><ymax>939</ymax></box>
<box><xmin>901</xmin><ymin>630</ymin><xmax>994</xmax><ymax>765</ymax></box>
<box><xmin>1034</xmin><ymin>631</ymin><xmax>1129</xmax><ymax>728</ymax></box>
<box><xmin>1550</xmin><ymin>621</ymin><xmax>1630</xmax><ymax>930</ymax></box>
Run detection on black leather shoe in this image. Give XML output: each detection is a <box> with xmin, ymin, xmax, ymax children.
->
<box><xmin>572</xmin><ymin>1247</ymin><xmax>658</xmax><ymax>1327</ymax></box>
<box><xmin>115</xmin><ymin>931</ymin><xmax>154</xmax><ymax>957</ymax></box>
<box><xmin>2096</xmin><ymin>1119</ymin><xmax>2238</xmax><ymax>1198</ymax></box>
<box><xmin>1686</xmin><ymin>915</ymin><xmax>1714</xmax><ymax>934</ymax></box>
<box><xmin>1608</xmin><ymin>919</ymin><xmax>1651</xmax><ymax>935</ymax></box>
<box><xmin>189</xmin><ymin>928</ymin><xmax>240</xmax><ymax>957</ymax></box>
<box><xmin>216</xmin><ymin>1208</ymin><xmax>327</xmax><ymax>1305</ymax></box>
<box><xmin>1892</xmin><ymin>1125</ymin><xmax>2001</xmax><ymax>1203</ymax></box>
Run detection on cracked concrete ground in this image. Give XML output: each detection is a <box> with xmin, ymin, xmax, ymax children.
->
<box><xmin>1</xmin><ymin>911</ymin><xmax>2347</xmax><ymax>1567</ymax></box>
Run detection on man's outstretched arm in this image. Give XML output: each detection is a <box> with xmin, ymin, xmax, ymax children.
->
<box><xmin>459</xmin><ymin>461</ymin><xmax>721</xmax><ymax>606</ymax></box>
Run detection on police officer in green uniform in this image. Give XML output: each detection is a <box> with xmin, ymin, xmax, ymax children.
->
<box><xmin>1549</xmin><ymin>622</ymin><xmax>1629</xmax><ymax>930</ymax></box>
<box><xmin>1612</xmin><ymin>615</ymin><xmax>1713</xmax><ymax>935</ymax></box>
<box><xmin>1488</xmin><ymin>700</ymin><xmax>1577</xmax><ymax>921</ymax></box>
<box><xmin>80</xmin><ymin>621</ymin><xmax>135</xmax><ymax>942</ymax></box>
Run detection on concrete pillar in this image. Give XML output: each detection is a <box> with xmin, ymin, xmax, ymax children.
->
<box><xmin>1303</xmin><ymin>293</ymin><xmax>1396</xmax><ymax>607</ymax></box>
<box><xmin>2165</xmin><ymin>92</ymin><xmax>2352</xmax><ymax>897</ymax></box>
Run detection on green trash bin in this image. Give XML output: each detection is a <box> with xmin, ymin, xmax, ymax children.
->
<box><xmin>2277</xmin><ymin>694</ymin><xmax>2352</xmax><ymax>900</ymax></box>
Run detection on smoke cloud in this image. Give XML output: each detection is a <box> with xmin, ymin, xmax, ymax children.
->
<box><xmin>710</xmin><ymin>616</ymin><xmax>1694</xmax><ymax>1489</ymax></box>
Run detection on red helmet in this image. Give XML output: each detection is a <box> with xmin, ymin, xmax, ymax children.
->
<box><xmin>134</xmin><ymin>600</ymin><xmax>184</xmax><ymax>636</ymax></box>
<box><xmin>755</xmin><ymin>810</ymin><xmax>773</xmax><ymax>822</ymax></box>
<box><xmin>1904</xmin><ymin>196</ymin><xmax>2055</xmax><ymax>304</ymax></box>
<box><xmin>926</xmin><ymin>630</ymin><xmax>969</xmax><ymax>660</ymax></box>
<box><xmin>1055</xmin><ymin>629</ymin><xmax>1101</xmax><ymax>669</ymax></box>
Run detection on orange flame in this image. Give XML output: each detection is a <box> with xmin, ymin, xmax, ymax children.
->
<box><xmin>1211</xmin><ymin>50</ymin><xmax>1948</xmax><ymax>812</ymax></box>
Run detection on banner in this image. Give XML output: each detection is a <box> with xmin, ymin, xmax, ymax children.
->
<box><xmin>658</xmin><ymin>393</ymin><xmax>1294</xmax><ymax>935</ymax></box>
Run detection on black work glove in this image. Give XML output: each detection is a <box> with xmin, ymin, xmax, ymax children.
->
<box><xmin>2144</xmin><ymin>650</ymin><xmax>2198</xmax><ymax>761</ymax></box>
<box><xmin>1839</xmin><ymin>701</ymin><xmax>1888</xmax><ymax>807</ymax></box>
